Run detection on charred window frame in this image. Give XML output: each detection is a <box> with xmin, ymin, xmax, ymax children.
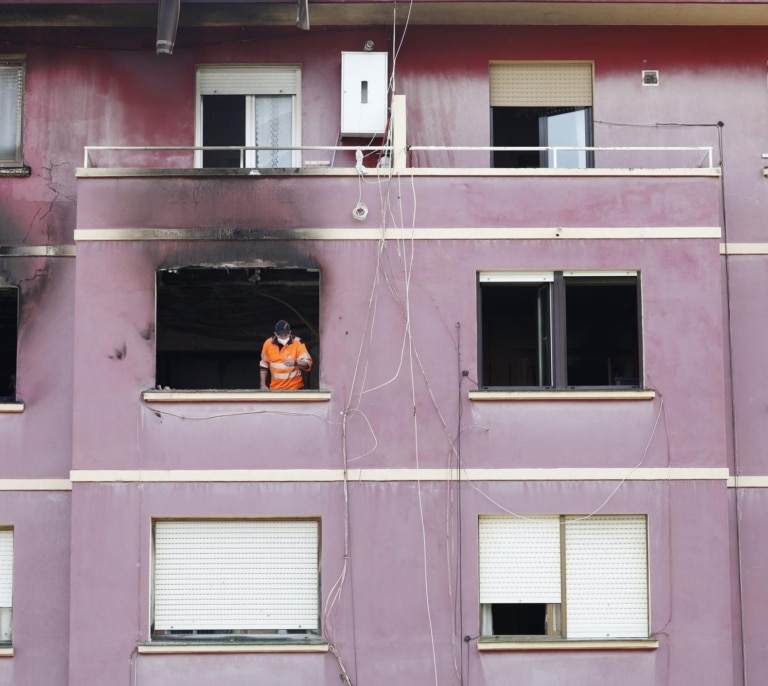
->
<box><xmin>478</xmin><ymin>271</ymin><xmax>641</xmax><ymax>390</ymax></box>
<box><xmin>155</xmin><ymin>267</ymin><xmax>319</xmax><ymax>391</ymax></box>
<box><xmin>0</xmin><ymin>288</ymin><xmax>18</xmax><ymax>401</ymax></box>
<box><xmin>0</xmin><ymin>57</ymin><xmax>24</xmax><ymax>168</ymax></box>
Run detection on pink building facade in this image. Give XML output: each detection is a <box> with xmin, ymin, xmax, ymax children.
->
<box><xmin>0</xmin><ymin>1</ymin><xmax>764</xmax><ymax>685</ymax></box>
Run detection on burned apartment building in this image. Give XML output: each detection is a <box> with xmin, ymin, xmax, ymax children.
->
<box><xmin>0</xmin><ymin>0</ymin><xmax>767</xmax><ymax>684</ymax></box>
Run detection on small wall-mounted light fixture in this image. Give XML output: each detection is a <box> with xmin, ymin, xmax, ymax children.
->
<box><xmin>642</xmin><ymin>70</ymin><xmax>660</xmax><ymax>86</ymax></box>
<box><xmin>363</xmin><ymin>40</ymin><xmax>375</xmax><ymax>52</ymax></box>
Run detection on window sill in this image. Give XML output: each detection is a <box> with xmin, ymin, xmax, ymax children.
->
<box><xmin>0</xmin><ymin>646</ymin><xmax>13</xmax><ymax>657</ymax></box>
<box><xmin>0</xmin><ymin>402</ymin><xmax>24</xmax><ymax>413</ymax></box>
<box><xmin>139</xmin><ymin>641</ymin><xmax>329</xmax><ymax>654</ymax></box>
<box><xmin>142</xmin><ymin>390</ymin><xmax>331</xmax><ymax>403</ymax></box>
<box><xmin>478</xmin><ymin>638</ymin><xmax>658</xmax><ymax>651</ymax></box>
<box><xmin>469</xmin><ymin>389</ymin><xmax>655</xmax><ymax>401</ymax></box>
<box><xmin>0</xmin><ymin>166</ymin><xmax>31</xmax><ymax>177</ymax></box>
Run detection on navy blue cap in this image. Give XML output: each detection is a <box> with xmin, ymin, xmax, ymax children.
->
<box><xmin>275</xmin><ymin>320</ymin><xmax>291</xmax><ymax>335</ymax></box>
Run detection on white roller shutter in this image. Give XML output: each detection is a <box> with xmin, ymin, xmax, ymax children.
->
<box><xmin>479</xmin><ymin>515</ymin><xmax>561</xmax><ymax>604</ymax></box>
<box><xmin>564</xmin><ymin>515</ymin><xmax>648</xmax><ymax>639</ymax></box>
<box><xmin>198</xmin><ymin>66</ymin><xmax>299</xmax><ymax>96</ymax></box>
<box><xmin>490</xmin><ymin>62</ymin><xmax>593</xmax><ymax>108</ymax></box>
<box><xmin>154</xmin><ymin>519</ymin><xmax>318</xmax><ymax>632</ymax></box>
<box><xmin>0</xmin><ymin>530</ymin><xmax>12</xmax><ymax>608</ymax></box>
<box><xmin>0</xmin><ymin>62</ymin><xmax>23</xmax><ymax>162</ymax></box>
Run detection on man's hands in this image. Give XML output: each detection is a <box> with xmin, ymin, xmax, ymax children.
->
<box><xmin>284</xmin><ymin>356</ymin><xmax>309</xmax><ymax>371</ymax></box>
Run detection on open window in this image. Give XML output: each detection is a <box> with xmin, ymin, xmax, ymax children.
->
<box><xmin>0</xmin><ymin>288</ymin><xmax>18</xmax><ymax>401</ymax></box>
<box><xmin>0</xmin><ymin>58</ymin><xmax>24</xmax><ymax>167</ymax></box>
<box><xmin>152</xmin><ymin>519</ymin><xmax>319</xmax><ymax>641</ymax></box>
<box><xmin>196</xmin><ymin>65</ymin><xmax>301</xmax><ymax>169</ymax></box>
<box><xmin>155</xmin><ymin>266</ymin><xmax>319</xmax><ymax>391</ymax></box>
<box><xmin>490</xmin><ymin>62</ymin><xmax>593</xmax><ymax>169</ymax></box>
<box><xmin>479</xmin><ymin>515</ymin><xmax>649</xmax><ymax>640</ymax></box>
<box><xmin>478</xmin><ymin>271</ymin><xmax>641</xmax><ymax>389</ymax></box>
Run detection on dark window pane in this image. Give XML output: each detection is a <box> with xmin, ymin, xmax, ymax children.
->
<box><xmin>481</xmin><ymin>284</ymin><xmax>548</xmax><ymax>387</ymax></box>
<box><xmin>564</xmin><ymin>278</ymin><xmax>640</xmax><ymax>387</ymax></box>
<box><xmin>491</xmin><ymin>603</ymin><xmax>547</xmax><ymax>635</ymax></box>
<box><xmin>0</xmin><ymin>289</ymin><xmax>17</xmax><ymax>400</ymax></box>
<box><xmin>202</xmin><ymin>95</ymin><xmax>245</xmax><ymax>168</ymax></box>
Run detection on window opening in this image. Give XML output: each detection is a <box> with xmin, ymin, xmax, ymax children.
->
<box><xmin>201</xmin><ymin>95</ymin><xmax>246</xmax><ymax>168</ymax></box>
<box><xmin>479</xmin><ymin>271</ymin><xmax>641</xmax><ymax>389</ymax></box>
<box><xmin>155</xmin><ymin>267</ymin><xmax>319</xmax><ymax>391</ymax></box>
<box><xmin>0</xmin><ymin>288</ymin><xmax>18</xmax><ymax>401</ymax></box>
<box><xmin>479</xmin><ymin>515</ymin><xmax>649</xmax><ymax>640</ymax></box>
<box><xmin>196</xmin><ymin>66</ymin><xmax>300</xmax><ymax>169</ymax></box>
<box><xmin>490</xmin><ymin>62</ymin><xmax>593</xmax><ymax>169</ymax></box>
<box><xmin>152</xmin><ymin>519</ymin><xmax>319</xmax><ymax>640</ymax></box>
<box><xmin>0</xmin><ymin>58</ymin><xmax>24</xmax><ymax>166</ymax></box>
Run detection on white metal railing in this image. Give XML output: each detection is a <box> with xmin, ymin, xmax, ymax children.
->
<box><xmin>407</xmin><ymin>146</ymin><xmax>714</xmax><ymax>169</ymax></box>
<box><xmin>82</xmin><ymin>144</ymin><xmax>715</xmax><ymax>170</ymax></box>
<box><xmin>83</xmin><ymin>146</ymin><xmax>394</xmax><ymax>169</ymax></box>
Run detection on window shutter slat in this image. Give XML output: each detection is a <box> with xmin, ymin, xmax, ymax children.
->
<box><xmin>154</xmin><ymin>520</ymin><xmax>318</xmax><ymax>631</ymax></box>
<box><xmin>479</xmin><ymin>516</ymin><xmax>561</xmax><ymax>604</ymax></box>
<box><xmin>490</xmin><ymin>63</ymin><xmax>593</xmax><ymax>107</ymax></box>
<box><xmin>198</xmin><ymin>66</ymin><xmax>298</xmax><ymax>95</ymax></box>
<box><xmin>564</xmin><ymin>515</ymin><xmax>648</xmax><ymax>638</ymax></box>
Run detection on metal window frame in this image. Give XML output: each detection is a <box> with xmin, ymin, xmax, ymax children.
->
<box><xmin>478</xmin><ymin>270</ymin><xmax>642</xmax><ymax>390</ymax></box>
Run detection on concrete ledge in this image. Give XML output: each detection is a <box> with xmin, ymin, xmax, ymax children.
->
<box><xmin>469</xmin><ymin>389</ymin><xmax>656</xmax><ymax>401</ymax></box>
<box><xmin>142</xmin><ymin>390</ymin><xmax>331</xmax><ymax>403</ymax></box>
<box><xmin>478</xmin><ymin>638</ymin><xmax>659</xmax><ymax>651</ymax></box>
<box><xmin>138</xmin><ymin>642</ymin><xmax>328</xmax><ymax>654</ymax></box>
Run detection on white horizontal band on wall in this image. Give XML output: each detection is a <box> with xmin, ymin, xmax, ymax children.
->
<box><xmin>720</xmin><ymin>243</ymin><xmax>768</xmax><ymax>255</ymax></box>
<box><xmin>0</xmin><ymin>479</ymin><xmax>71</xmax><ymax>491</ymax></box>
<box><xmin>8</xmin><ymin>471</ymin><xmax>768</xmax><ymax>488</ymax></box>
<box><xmin>74</xmin><ymin>227</ymin><xmax>722</xmax><ymax>242</ymax></box>
<box><xmin>0</xmin><ymin>246</ymin><xmax>75</xmax><ymax>257</ymax></box>
<box><xmin>728</xmin><ymin>476</ymin><xmax>768</xmax><ymax>488</ymax></box>
<box><xmin>70</xmin><ymin>468</ymin><xmax>730</xmax><ymax>483</ymax></box>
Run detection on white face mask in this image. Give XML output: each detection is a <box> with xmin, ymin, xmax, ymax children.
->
<box><xmin>277</xmin><ymin>335</ymin><xmax>290</xmax><ymax>345</ymax></box>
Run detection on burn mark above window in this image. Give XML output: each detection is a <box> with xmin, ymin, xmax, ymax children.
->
<box><xmin>155</xmin><ymin>267</ymin><xmax>319</xmax><ymax>391</ymax></box>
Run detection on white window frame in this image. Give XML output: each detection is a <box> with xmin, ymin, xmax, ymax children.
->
<box><xmin>195</xmin><ymin>65</ymin><xmax>302</xmax><ymax>169</ymax></box>
<box><xmin>151</xmin><ymin>518</ymin><xmax>320</xmax><ymax>640</ymax></box>
<box><xmin>479</xmin><ymin>515</ymin><xmax>649</xmax><ymax>641</ymax></box>
<box><xmin>0</xmin><ymin>57</ymin><xmax>24</xmax><ymax>167</ymax></box>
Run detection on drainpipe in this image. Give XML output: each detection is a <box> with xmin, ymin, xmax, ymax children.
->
<box><xmin>156</xmin><ymin>0</ymin><xmax>180</xmax><ymax>55</ymax></box>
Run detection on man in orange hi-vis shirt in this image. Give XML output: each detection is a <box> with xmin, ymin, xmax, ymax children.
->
<box><xmin>259</xmin><ymin>320</ymin><xmax>313</xmax><ymax>391</ymax></box>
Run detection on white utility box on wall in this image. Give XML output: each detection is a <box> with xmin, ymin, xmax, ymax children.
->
<box><xmin>341</xmin><ymin>52</ymin><xmax>388</xmax><ymax>137</ymax></box>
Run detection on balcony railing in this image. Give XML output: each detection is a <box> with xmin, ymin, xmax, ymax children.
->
<box><xmin>82</xmin><ymin>143</ymin><xmax>715</xmax><ymax>171</ymax></box>
<box><xmin>80</xmin><ymin>93</ymin><xmax>718</xmax><ymax>173</ymax></box>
